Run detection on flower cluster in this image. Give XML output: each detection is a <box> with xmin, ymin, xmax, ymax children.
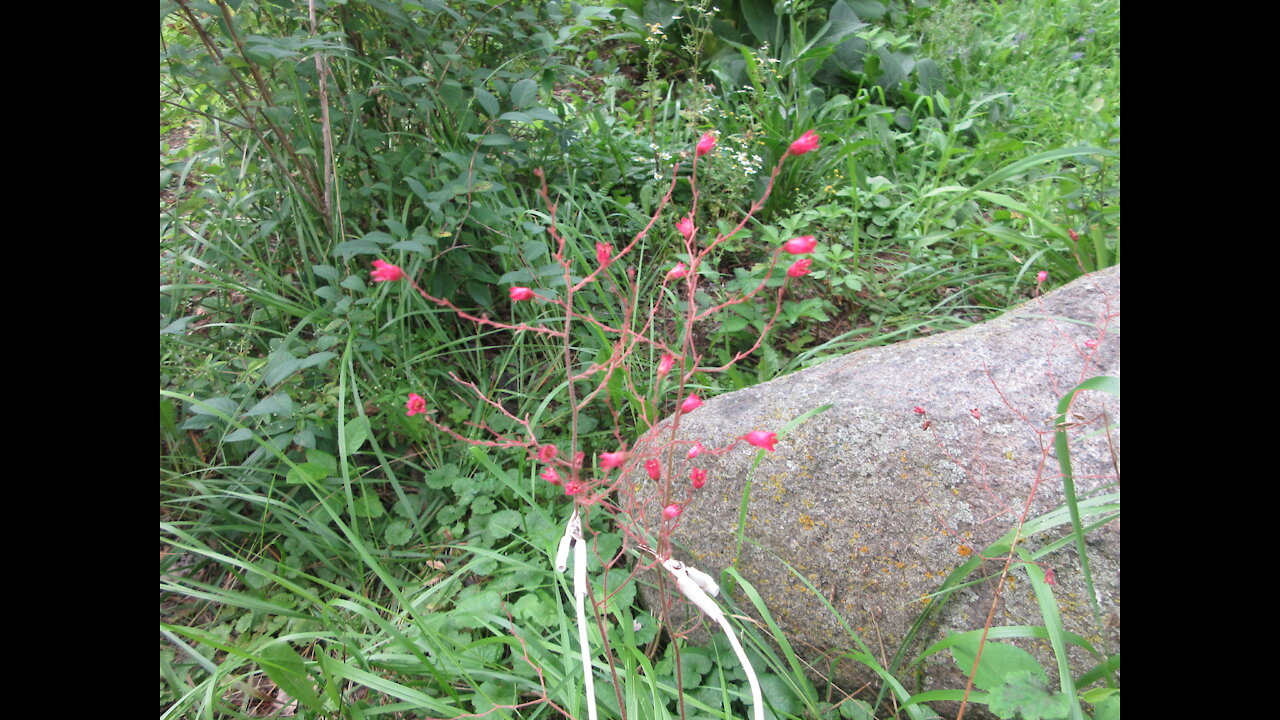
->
<box><xmin>388</xmin><ymin>127</ymin><xmax>822</xmax><ymax>593</ymax></box>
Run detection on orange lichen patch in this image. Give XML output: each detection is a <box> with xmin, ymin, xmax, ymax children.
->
<box><xmin>957</xmin><ymin>545</ymin><xmax>973</xmax><ymax>557</ymax></box>
<box><xmin>893</xmin><ymin>561</ymin><xmax>906</xmax><ymax>569</ymax></box>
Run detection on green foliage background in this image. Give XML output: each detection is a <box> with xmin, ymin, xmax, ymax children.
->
<box><xmin>161</xmin><ymin>0</ymin><xmax>1118</xmax><ymax>717</ymax></box>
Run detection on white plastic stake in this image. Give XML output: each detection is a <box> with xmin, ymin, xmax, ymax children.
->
<box><xmin>557</xmin><ymin>510</ymin><xmax>597</xmax><ymax>720</ymax></box>
<box><xmin>662</xmin><ymin>558</ymin><xmax>762</xmax><ymax>720</ymax></box>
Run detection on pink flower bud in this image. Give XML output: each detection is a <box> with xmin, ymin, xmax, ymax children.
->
<box><xmin>681</xmin><ymin>394</ymin><xmax>703</xmax><ymax>413</ymax></box>
<box><xmin>657</xmin><ymin>354</ymin><xmax>675</xmax><ymax>377</ymax></box>
<box><xmin>405</xmin><ymin>393</ymin><xmax>427</xmax><ymax>417</ymax></box>
<box><xmin>783</xmin><ymin>235</ymin><xmax>817</xmax><ymax>254</ymax></box>
<box><xmin>970</xmin><ymin>408</ymin><xmax>981</xmax><ymax>420</ymax></box>
<box><xmin>687</xmin><ymin>441</ymin><xmax>705</xmax><ymax>459</ymax></box>
<box><xmin>744</xmin><ymin>430</ymin><xmax>778</xmax><ymax>452</ymax></box>
<box><xmin>696</xmin><ymin>132</ymin><xmax>717</xmax><ymax>157</ymax></box>
<box><xmin>677</xmin><ymin>216</ymin><xmax>696</xmax><ymax>242</ymax></box>
<box><xmin>663</xmin><ymin>503</ymin><xmax>682</xmax><ymax>520</ymax></box>
<box><xmin>691</xmin><ymin>468</ymin><xmax>707</xmax><ymax>489</ymax></box>
<box><xmin>573</xmin><ymin>451</ymin><xmax>585</xmax><ymax>468</ymax></box>
<box><xmin>596</xmin><ymin>241</ymin><xmax>613</xmax><ymax>266</ymax></box>
<box><xmin>1044</xmin><ymin>567</ymin><xmax>1056</xmax><ymax>585</ymax></box>
<box><xmin>1084</xmin><ymin>339</ymin><xmax>1099</xmax><ymax>349</ymax></box>
<box><xmin>540</xmin><ymin>466</ymin><xmax>562</xmax><ymax>485</ymax></box>
<box><xmin>787</xmin><ymin>258</ymin><xmax>812</xmax><ymax>277</ymax></box>
<box><xmin>600</xmin><ymin>451</ymin><xmax>626</xmax><ymax>469</ymax></box>
<box><xmin>787</xmin><ymin>129</ymin><xmax>820</xmax><ymax>156</ymax></box>
<box><xmin>667</xmin><ymin>262</ymin><xmax>688</xmax><ymax>280</ymax></box>
<box><xmin>537</xmin><ymin>444</ymin><xmax>557</xmax><ymax>463</ymax></box>
<box><xmin>564</xmin><ymin>480</ymin><xmax>585</xmax><ymax>495</ymax></box>
<box><xmin>913</xmin><ymin>406</ymin><xmax>926</xmax><ymax>415</ymax></box>
<box><xmin>1036</xmin><ymin>270</ymin><xmax>1048</xmax><ymax>284</ymax></box>
<box><xmin>509</xmin><ymin>286</ymin><xmax>535</xmax><ymax>301</ymax></box>
<box><xmin>371</xmin><ymin>260</ymin><xmax>407</xmax><ymax>282</ymax></box>
<box><xmin>644</xmin><ymin>458</ymin><xmax>662</xmax><ymax>480</ymax></box>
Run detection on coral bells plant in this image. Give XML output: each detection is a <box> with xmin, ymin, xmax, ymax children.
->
<box><xmin>375</xmin><ymin>130</ymin><xmax>823</xmax><ymax>720</ymax></box>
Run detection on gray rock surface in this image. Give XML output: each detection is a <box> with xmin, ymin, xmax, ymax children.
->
<box><xmin>632</xmin><ymin>265</ymin><xmax>1120</xmax><ymax>713</ymax></box>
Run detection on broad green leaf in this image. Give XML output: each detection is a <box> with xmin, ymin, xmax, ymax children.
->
<box><xmin>384</xmin><ymin>519</ymin><xmax>414</xmax><ymax>545</ymax></box>
<box><xmin>949</xmin><ymin>636</ymin><xmax>1047</xmax><ymax>692</ymax></box>
<box><xmin>258</xmin><ymin>642</ymin><xmax>322</xmax><ymax>710</ymax></box>
<box><xmin>306</xmin><ymin>449</ymin><xmax>336</xmax><ymax>473</ymax></box>
<box><xmin>342</xmin><ymin>416</ymin><xmax>371</xmax><ymax>456</ymax></box>
<box><xmin>286</xmin><ymin>461</ymin><xmax>330</xmax><ymax>485</ymax></box>
<box><xmin>262</xmin><ymin>352</ymin><xmax>303</xmax><ymax>386</ymax></box>
<box><xmin>826</xmin><ymin>0</ymin><xmax>869</xmax><ymax>43</ymax></box>
<box><xmin>482</xmin><ymin>509</ymin><xmax>522</xmax><ymax>542</ymax></box>
<box><xmin>245</xmin><ymin>393</ymin><xmax>293</xmax><ymax>417</ymax></box>
<box><xmin>189</xmin><ymin>396</ymin><xmax>238</xmax><ymax>417</ymax></box>
<box><xmin>351</xmin><ymin>490</ymin><xmax>385</xmax><ymax>518</ymax></box>
<box><xmin>473</xmin><ymin>86</ymin><xmax>499</xmax><ymax>117</ymax></box>
<box><xmin>740</xmin><ymin>0</ymin><xmax>778</xmax><ymax>45</ymax></box>
<box><xmin>677</xmin><ymin>647</ymin><xmax>713</xmax><ymax>686</ymax></box>
<box><xmin>510</xmin><ymin>78</ymin><xmax>538</xmax><ymax>109</ymax></box>
<box><xmin>985</xmin><ymin>670</ymin><xmax>1072</xmax><ymax>720</ymax></box>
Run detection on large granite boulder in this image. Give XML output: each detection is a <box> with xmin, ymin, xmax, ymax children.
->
<box><xmin>633</xmin><ymin>266</ymin><xmax>1119</xmax><ymax>713</ymax></box>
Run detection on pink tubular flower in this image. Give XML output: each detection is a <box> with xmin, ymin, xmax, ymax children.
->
<box><xmin>540</xmin><ymin>466</ymin><xmax>562</xmax><ymax>485</ymax></box>
<box><xmin>677</xmin><ymin>216</ymin><xmax>696</xmax><ymax>242</ymax></box>
<box><xmin>537</xmin><ymin>444</ymin><xmax>557</xmax><ymax>463</ymax></box>
<box><xmin>691</xmin><ymin>468</ymin><xmax>707</xmax><ymax>489</ymax></box>
<box><xmin>744</xmin><ymin>430</ymin><xmax>778</xmax><ymax>452</ymax></box>
<box><xmin>371</xmin><ymin>260</ymin><xmax>406</xmax><ymax>282</ymax></box>
<box><xmin>787</xmin><ymin>258</ymin><xmax>812</xmax><ymax>278</ymax></box>
<box><xmin>657</xmin><ymin>354</ymin><xmax>675</xmax><ymax>378</ymax></box>
<box><xmin>645</xmin><ymin>458</ymin><xmax>662</xmax><ymax>480</ymax></box>
<box><xmin>681</xmin><ymin>394</ymin><xmax>703</xmax><ymax>414</ymax></box>
<box><xmin>787</xmin><ymin>129</ymin><xmax>820</xmax><ymax>156</ymax></box>
<box><xmin>687</xmin><ymin>441</ymin><xmax>705</xmax><ymax>459</ymax></box>
<box><xmin>667</xmin><ymin>262</ymin><xmax>688</xmax><ymax>280</ymax></box>
<box><xmin>913</xmin><ymin>406</ymin><xmax>926</xmax><ymax>415</ymax></box>
<box><xmin>564</xmin><ymin>479</ymin><xmax>585</xmax><ymax>496</ymax></box>
<box><xmin>596</xmin><ymin>241</ymin><xmax>613</xmax><ymax>266</ymax></box>
<box><xmin>1036</xmin><ymin>270</ymin><xmax>1048</xmax><ymax>284</ymax></box>
<box><xmin>696</xmin><ymin>132</ymin><xmax>717</xmax><ymax>157</ymax></box>
<box><xmin>600</xmin><ymin>451</ymin><xmax>626</xmax><ymax>469</ymax></box>
<box><xmin>663</xmin><ymin>503</ymin><xmax>682</xmax><ymax>520</ymax></box>
<box><xmin>405</xmin><ymin>393</ymin><xmax>427</xmax><ymax>417</ymax></box>
<box><xmin>783</xmin><ymin>235</ymin><xmax>818</xmax><ymax>255</ymax></box>
<box><xmin>509</xmin><ymin>286</ymin><xmax>535</xmax><ymax>301</ymax></box>
<box><xmin>1084</xmin><ymin>338</ymin><xmax>1099</xmax><ymax>349</ymax></box>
